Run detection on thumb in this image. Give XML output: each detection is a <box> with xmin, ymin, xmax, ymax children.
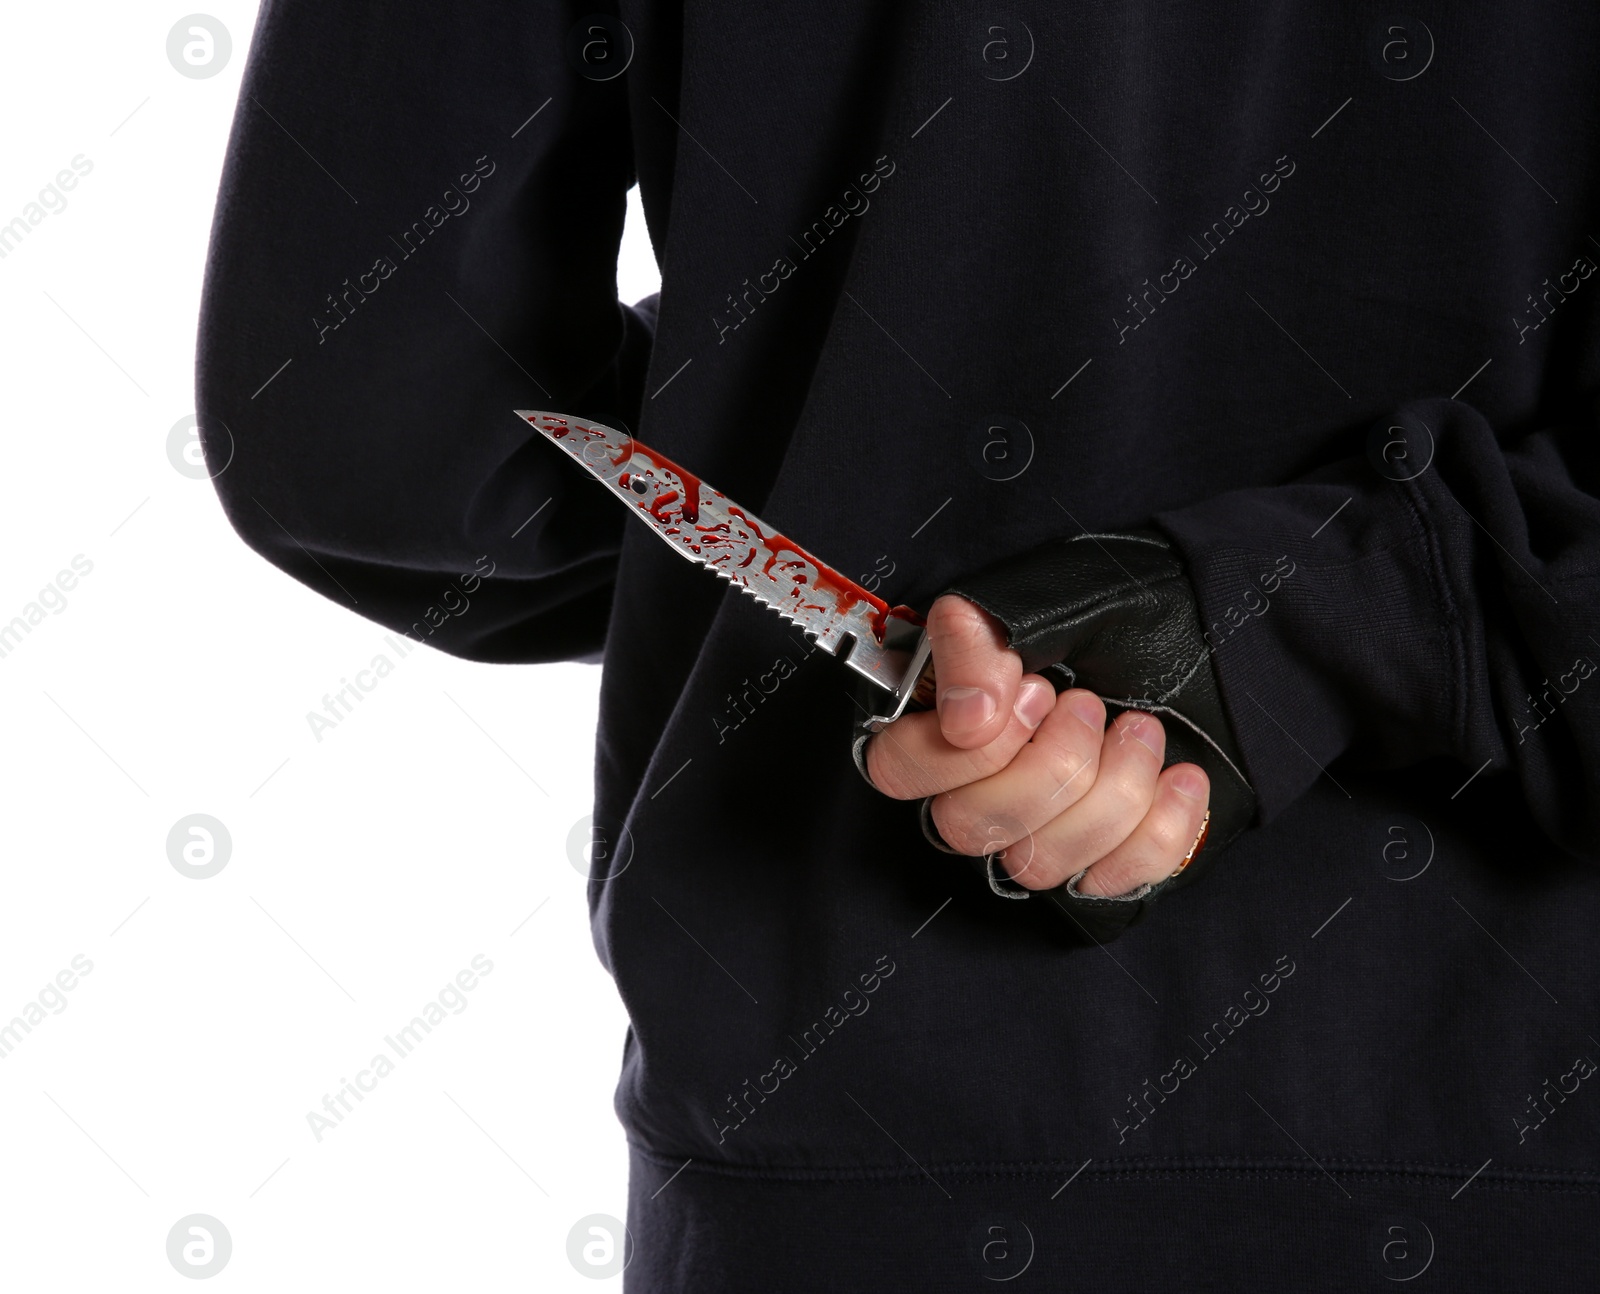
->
<box><xmin>925</xmin><ymin>594</ymin><xmax>1024</xmax><ymax>750</ymax></box>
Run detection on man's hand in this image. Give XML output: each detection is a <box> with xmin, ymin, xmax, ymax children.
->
<box><xmin>863</xmin><ymin>594</ymin><xmax>1211</xmax><ymax>897</ymax></box>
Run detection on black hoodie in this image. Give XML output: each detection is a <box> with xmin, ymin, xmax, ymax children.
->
<box><xmin>198</xmin><ymin>3</ymin><xmax>1600</xmax><ymax>1287</ymax></box>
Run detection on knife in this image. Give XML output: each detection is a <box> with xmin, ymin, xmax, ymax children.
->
<box><xmin>517</xmin><ymin>409</ymin><xmax>934</xmax><ymax>728</ymax></box>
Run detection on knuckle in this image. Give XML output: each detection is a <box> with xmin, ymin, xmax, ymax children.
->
<box><xmin>1116</xmin><ymin>711</ymin><xmax>1163</xmax><ymax>752</ymax></box>
<box><xmin>926</xmin><ymin>594</ymin><xmax>989</xmax><ymax>641</ymax></box>
<box><xmin>1081</xmin><ymin>820</ymin><xmax>1130</xmax><ymax>864</ymax></box>
<box><xmin>930</xmin><ymin>797</ymin><xmax>985</xmax><ymax>855</ymax></box>
<box><xmin>1086</xmin><ymin>856</ymin><xmax>1152</xmax><ymax>897</ymax></box>
<box><xmin>1149</xmin><ymin>800</ymin><xmax>1200</xmax><ymax>858</ymax></box>
<box><xmin>1107</xmin><ymin>767</ymin><xmax>1156</xmax><ymax>821</ymax></box>
<box><xmin>1027</xmin><ymin>824</ymin><xmax>1092</xmax><ymax>886</ymax></box>
<box><xmin>1001</xmin><ymin>836</ymin><xmax>1066</xmax><ymax>889</ymax></box>
<box><xmin>965</xmin><ymin>737</ymin><xmax>1021</xmax><ymax>782</ymax></box>
<box><xmin>865</xmin><ymin>739</ymin><xmax>919</xmax><ymax>800</ymax></box>
<box><xmin>1041</xmin><ymin>736</ymin><xmax>1097</xmax><ymax>802</ymax></box>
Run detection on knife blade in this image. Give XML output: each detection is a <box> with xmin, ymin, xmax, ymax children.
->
<box><xmin>517</xmin><ymin>409</ymin><xmax>933</xmax><ymax>726</ymax></box>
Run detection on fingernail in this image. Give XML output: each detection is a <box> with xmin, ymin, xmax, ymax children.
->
<box><xmin>1014</xmin><ymin>680</ymin><xmax>1054</xmax><ymax>729</ymax></box>
<box><xmin>1171</xmin><ymin>767</ymin><xmax>1208</xmax><ymax>799</ymax></box>
<box><xmin>1064</xmin><ymin>691</ymin><xmax>1102</xmax><ymax>730</ymax></box>
<box><xmin>940</xmin><ymin>686</ymin><xmax>996</xmax><ymax>735</ymax></box>
<box><xmin>1127</xmin><ymin>713</ymin><xmax>1164</xmax><ymax>758</ymax></box>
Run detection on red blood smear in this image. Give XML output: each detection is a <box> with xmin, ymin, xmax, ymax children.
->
<box><xmin>596</xmin><ymin>435</ymin><xmax>701</xmax><ymax>520</ymax></box>
<box><xmin>623</xmin><ymin>443</ymin><xmax>699</xmax><ymax>512</ymax></box>
<box><xmin>675</xmin><ymin>466</ymin><xmax>701</xmax><ymax>523</ymax></box>
<box><xmin>724</xmin><ymin>505</ymin><xmax>894</xmax><ymax>640</ymax></box>
<box><xmin>649</xmin><ymin>489</ymin><xmax>680</xmax><ymax>520</ymax></box>
<box><xmin>589</xmin><ymin>432</ymin><xmax>906</xmax><ymax>642</ymax></box>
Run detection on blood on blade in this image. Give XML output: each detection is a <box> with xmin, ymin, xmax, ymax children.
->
<box><xmin>523</xmin><ymin>411</ymin><xmax>923</xmax><ymax>644</ymax></box>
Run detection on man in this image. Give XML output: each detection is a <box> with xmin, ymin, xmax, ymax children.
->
<box><xmin>199</xmin><ymin>3</ymin><xmax>1600</xmax><ymax>1287</ymax></box>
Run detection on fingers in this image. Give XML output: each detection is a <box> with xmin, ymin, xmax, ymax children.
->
<box><xmin>998</xmin><ymin>710</ymin><xmax>1168</xmax><ymax>891</ymax></box>
<box><xmin>867</xmin><ymin>657</ymin><xmax>1215</xmax><ymax>906</ymax></box>
<box><xmin>1073</xmin><ymin>763</ymin><xmax>1210</xmax><ymax>897</ymax></box>
<box><xmin>926</xmin><ymin>689</ymin><xmax>1106</xmax><ymax>853</ymax></box>
<box><xmin>865</xmin><ymin>673</ymin><xmax>1057</xmax><ymax>800</ymax></box>
<box><xmin>924</xmin><ymin>594</ymin><xmax>1021</xmax><ymax>750</ymax></box>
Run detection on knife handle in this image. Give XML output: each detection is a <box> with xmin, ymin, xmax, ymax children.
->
<box><xmin>905</xmin><ymin>654</ymin><xmax>938</xmax><ymax>711</ymax></box>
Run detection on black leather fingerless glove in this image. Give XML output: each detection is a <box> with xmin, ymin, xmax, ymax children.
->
<box><xmin>858</xmin><ymin>530</ymin><xmax>1258</xmax><ymax>943</ymax></box>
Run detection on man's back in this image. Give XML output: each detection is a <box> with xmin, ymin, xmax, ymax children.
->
<box><xmin>200</xmin><ymin>3</ymin><xmax>1600</xmax><ymax>1286</ymax></box>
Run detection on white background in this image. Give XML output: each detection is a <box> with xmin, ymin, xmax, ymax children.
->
<box><xmin>0</xmin><ymin>4</ymin><xmax>651</xmax><ymax>1287</ymax></box>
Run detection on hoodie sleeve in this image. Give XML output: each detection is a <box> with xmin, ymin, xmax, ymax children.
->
<box><xmin>195</xmin><ymin>0</ymin><xmax>651</xmax><ymax>663</ymax></box>
<box><xmin>1155</xmin><ymin>394</ymin><xmax>1600</xmax><ymax>861</ymax></box>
